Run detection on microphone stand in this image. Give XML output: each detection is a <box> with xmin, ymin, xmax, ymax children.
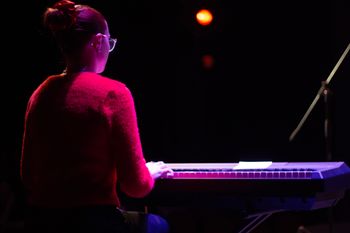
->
<box><xmin>289</xmin><ymin>42</ymin><xmax>350</xmax><ymax>233</ymax></box>
<box><xmin>289</xmin><ymin>42</ymin><xmax>350</xmax><ymax>161</ymax></box>
<box><xmin>323</xmin><ymin>82</ymin><xmax>333</xmax><ymax>162</ymax></box>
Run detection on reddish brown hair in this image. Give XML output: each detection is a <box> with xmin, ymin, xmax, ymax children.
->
<box><xmin>43</xmin><ymin>0</ymin><xmax>107</xmax><ymax>56</ymax></box>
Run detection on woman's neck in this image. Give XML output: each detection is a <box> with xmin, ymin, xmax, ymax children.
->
<box><xmin>63</xmin><ymin>64</ymin><xmax>96</xmax><ymax>75</ymax></box>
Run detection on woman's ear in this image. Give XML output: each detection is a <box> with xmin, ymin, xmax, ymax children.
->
<box><xmin>90</xmin><ymin>34</ymin><xmax>103</xmax><ymax>51</ymax></box>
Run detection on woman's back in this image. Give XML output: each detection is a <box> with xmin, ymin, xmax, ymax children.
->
<box><xmin>21</xmin><ymin>72</ymin><xmax>152</xmax><ymax>208</ymax></box>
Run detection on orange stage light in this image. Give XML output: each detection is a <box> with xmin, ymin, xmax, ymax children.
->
<box><xmin>196</xmin><ymin>9</ymin><xmax>213</xmax><ymax>26</ymax></box>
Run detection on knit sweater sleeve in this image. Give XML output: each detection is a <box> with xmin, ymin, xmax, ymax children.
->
<box><xmin>20</xmin><ymin>84</ymin><xmax>42</xmax><ymax>185</ymax></box>
<box><xmin>103</xmin><ymin>84</ymin><xmax>154</xmax><ymax>198</ymax></box>
<box><xmin>20</xmin><ymin>95</ymin><xmax>33</xmax><ymax>183</ymax></box>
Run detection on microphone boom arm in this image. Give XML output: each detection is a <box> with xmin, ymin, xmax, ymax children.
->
<box><xmin>289</xmin><ymin>42</ymin><xmax>350</xmax><ymax>142</ymax></box>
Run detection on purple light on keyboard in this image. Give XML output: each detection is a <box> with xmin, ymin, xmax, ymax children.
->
<box><xmin>167</xmin><ymin>168</ymin><xmax>316</xmax><ymax>179</ymax></box>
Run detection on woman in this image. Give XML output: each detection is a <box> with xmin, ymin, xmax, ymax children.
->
<box><xmin>20</xmin><ymin>1</ymin><xmax>173</xmax><ymax>232</ymax></box>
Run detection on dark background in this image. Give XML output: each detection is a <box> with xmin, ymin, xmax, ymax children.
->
<box><xmin>1</xmin><ymin>0</ymin><xmax>350</xmax><ymax>231</ymax></box>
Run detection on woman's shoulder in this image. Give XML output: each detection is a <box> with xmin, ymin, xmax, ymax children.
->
<box><xmin>99</xmin><ymin>74</ymin><xmax>126</xmax><ymax>87</ymax></box>
<box><xmin>80</xmin><ymin>72</ymin><xmax>127</xmax><ymax>88</ymax></box>
<box><xmin>91</xmin><ymin>73</ymin><xmax>132</xmax><ymax>95</ymax></box>
<box><xmin>31</xmin><ymin>74</ymin><xmax>62</xmax><ymax>94</ymax></box>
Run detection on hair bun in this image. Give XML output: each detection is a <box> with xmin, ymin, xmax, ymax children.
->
<box><xmin>53</xmin><ymin>0</ymin><xmax>76</xmax><ymax>13</ymax></box>
<box><xmin>45</xmin><ymin>0</ymin><xmax>77</xmax><ymax>31</ymax></box>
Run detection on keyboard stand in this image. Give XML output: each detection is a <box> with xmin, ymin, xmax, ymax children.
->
<box><xmin>234</xmin><ymin>210</ymin><xmax>281</xmax><ymax>233</ymax></box>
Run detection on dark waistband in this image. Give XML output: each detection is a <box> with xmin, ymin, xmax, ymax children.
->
<box><xmin>26</xmin><ymin>205</ymin><xmax>121</xmax><ymax>215</ymax></box>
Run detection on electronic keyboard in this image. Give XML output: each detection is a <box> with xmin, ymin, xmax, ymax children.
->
<box><xmin>136</xmin><ymin>162</ymin><xmax>350</xmax><ymax>214</ymax></box>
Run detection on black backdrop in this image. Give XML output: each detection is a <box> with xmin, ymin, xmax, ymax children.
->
<box><xmin>1</xmin><ymin>0</ymin><xmax>350</xmax><ymax>228</ymax></box>
<box><xmin>5</xmin><ymin>0</ymin><xmax>350</xmax><ymax>164</ymax></box>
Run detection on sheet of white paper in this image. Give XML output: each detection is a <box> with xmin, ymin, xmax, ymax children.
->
<box><xmin>233</xmin><ymin>161</ymin><xmax>272</xmax><ymax>170</ymax></box>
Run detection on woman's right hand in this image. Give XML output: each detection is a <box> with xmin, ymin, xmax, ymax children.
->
<box><xmin>146</xmin><ymin>161</ymin><xmax>174</xmax><ymax>180</ymax></box>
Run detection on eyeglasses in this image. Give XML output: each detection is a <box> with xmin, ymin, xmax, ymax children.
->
<box><xmin>97</xmin><ymin>33</ymin><xmax>117</xmax><ymax>52</ymax></box>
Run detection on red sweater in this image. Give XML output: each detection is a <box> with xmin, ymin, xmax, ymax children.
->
<box><xmin>20</xmin><ymin>72</ymin><xmax>154</xmax><ymax>208</ymax></box>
